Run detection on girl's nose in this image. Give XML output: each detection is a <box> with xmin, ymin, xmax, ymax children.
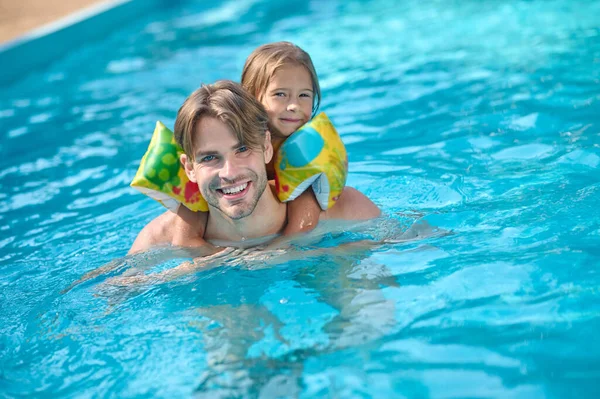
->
<box><xmin>287</xmin><ymin>102</ymin><xmax>298</xmax><ymax>112</ymax></box>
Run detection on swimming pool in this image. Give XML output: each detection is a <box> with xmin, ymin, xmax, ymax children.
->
<box><xmin>1</xmin><ymin>0</ymin><xmax>599</xmax><ymax>397</ymax></box>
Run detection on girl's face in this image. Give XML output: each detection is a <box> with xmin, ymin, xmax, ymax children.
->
<box><xmin>261</xmin><ymin>64</ymin><xmax>314</xmax><ymax>137</ymax></box>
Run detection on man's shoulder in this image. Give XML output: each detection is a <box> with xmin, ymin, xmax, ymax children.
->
<box><xmin>128</xmin><ymin>211</ymin><xmax>179</xmax><ymax>254</ymax></box>
<box><xmin>146</xmin><ymin>211</ymin><xmax>180</xmax><ymax>236</ymax></box>
<box><xmin>321</xmin><ymin>187</ymin><xmax>381</xmax><ymax>221</ymax></box>
<box><xmin>129</xmin><ymin>208</ymin><xmax>210</xmax><ymax>255</ymax></box>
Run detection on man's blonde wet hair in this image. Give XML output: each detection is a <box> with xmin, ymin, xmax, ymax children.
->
<box><xmin>174</xmin><ymin>80</ymin><xmax>269</xmax><ymax>161</ymax></box>
<box><xmin>241</xmin><ymin>41</ymin><xmax>321</xmax><ymax>118</ymax></box>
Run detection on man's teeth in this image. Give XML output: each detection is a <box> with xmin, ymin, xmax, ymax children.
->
<box><xmin>221</xmin><ymin>183</ymin><xmax>248</xmax><ymax>194</ymax></box>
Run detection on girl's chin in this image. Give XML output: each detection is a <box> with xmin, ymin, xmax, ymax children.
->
<box><xmin>279</xmin><ymin>123</ymin><xmax>302</xmax><ymax>136</ymax></box>
<box><xmin>277</xmin><ymin>127</ymin><xmax>296</xmax><ymax>137</ymax></box>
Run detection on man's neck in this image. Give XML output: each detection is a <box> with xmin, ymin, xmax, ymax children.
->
<box><xmin>204</xmin><ymin>186</ymin><xmax>286</xmax><ymax>242</ymax></box>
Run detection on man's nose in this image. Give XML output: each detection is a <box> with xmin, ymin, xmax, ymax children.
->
<box><xmin>219</xmin><ymin>154</ymin><xmax>241</xmax><ymax>181</ymax></box>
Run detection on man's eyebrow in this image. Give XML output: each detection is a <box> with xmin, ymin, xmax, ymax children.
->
<box><xmin>195</xmin><ymin>149</ymin><xmax>218</xmax><ymax>158</ymax></box>
<box><xmin>195</xmin><ymin>142</ymin><xmax>245</xmax><ymax>158</ymax></box>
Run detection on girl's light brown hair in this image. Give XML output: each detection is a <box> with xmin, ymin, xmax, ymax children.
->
<box><xmin>174</xmin><ymin>80</ymin><xmax>269</xmax><ymax>161</ymax></box>
<box><xmin>241</xmin><ymin>41</ymin><xmax>321</xmax><ymax>118</ymax></box>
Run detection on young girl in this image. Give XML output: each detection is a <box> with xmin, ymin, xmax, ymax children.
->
<box><xmin>176</xmin><ymin>42</ymin><xmax>328</xmax><ymax>240</ymax></box>
<box><xmin>241</xmin><ymin>41</ymin><xmax>323</xmax><ymax>235</ymax></box>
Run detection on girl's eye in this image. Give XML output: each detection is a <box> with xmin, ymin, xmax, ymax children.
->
<box><xmin>274</xmin><ymin>92</ymin><xmax>286</xmax><ymax>97</ymax></box>
<box><xmin>299</xmin><ymin>93</ymin><xmax>312</xmax><ymax>98</ymax></box>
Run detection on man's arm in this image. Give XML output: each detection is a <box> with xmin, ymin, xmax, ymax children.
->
<box><xmin>64</xmin><ymin>210</ymin><xmax>215</xmax><ymax>292</ymax></box>
<box><xmin>321</xmin><ymin>187</ymin><xmax>381</xmax><ymax>221</ymax></box>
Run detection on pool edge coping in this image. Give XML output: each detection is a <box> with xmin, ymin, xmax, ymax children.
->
<box><xmin>0</xmin><ymin>0</ymin><xmax>164</xmax><ymax>88</ymax></box>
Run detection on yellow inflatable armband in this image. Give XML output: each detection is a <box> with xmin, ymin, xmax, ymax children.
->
<box><xmin>131</xmin><ymin>113</ymin><xmax>347</xmax><ymax>212</ymax></box>
<box><xmin>274</xmin><ymin>112</ymin><xmax>348</xmax><ymax>210</ymax></box>
<box><xmin>130</xmin><ymin>121</ymin><xmax>208</xmax><ymax>212</ymax></box>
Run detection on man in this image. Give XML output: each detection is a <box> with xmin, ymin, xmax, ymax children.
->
<box><xmin>129</xmin><ymin>80</ymin><xmax>380</xmax><ymax>255</ymax></box>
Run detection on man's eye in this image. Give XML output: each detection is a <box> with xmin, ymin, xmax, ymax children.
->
<box><xmin>200</xmin><ymin>155</ymin><xmax>216</xmax><ymax>162</ymax></box>
<box><xmin>237</xmin><ymin>146</ymin><xmax>249</xmax><ymax>153</ymax></box>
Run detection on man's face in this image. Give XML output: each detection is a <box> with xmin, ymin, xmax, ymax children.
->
<box><xmin>184</xmin><ymin>117</ymin><xmax>272</xmax><ymax>220</ymax></box>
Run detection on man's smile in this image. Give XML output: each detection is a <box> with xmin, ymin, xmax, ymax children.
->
<box><xmin>216</xmin><ymin>181</ymin><xmax>251</xmax><ymax>200</ymax></box>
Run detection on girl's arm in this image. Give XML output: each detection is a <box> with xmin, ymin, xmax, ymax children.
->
<box><xmin>283</xmin><ymin>189</ymin><xmax>321</xmax><ymax>235</ymax></box>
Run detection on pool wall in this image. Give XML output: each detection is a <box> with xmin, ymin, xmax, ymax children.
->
<box><xmin>0</xmin><ymin>0</ymin><xmax>167</xmax><ymax>87</ymax></box>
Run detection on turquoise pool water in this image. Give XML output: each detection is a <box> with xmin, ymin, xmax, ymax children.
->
<box><xmin>1</xmin><ymin>0</ymin><xmax>600</xmax><ymax>397</ymax></box>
